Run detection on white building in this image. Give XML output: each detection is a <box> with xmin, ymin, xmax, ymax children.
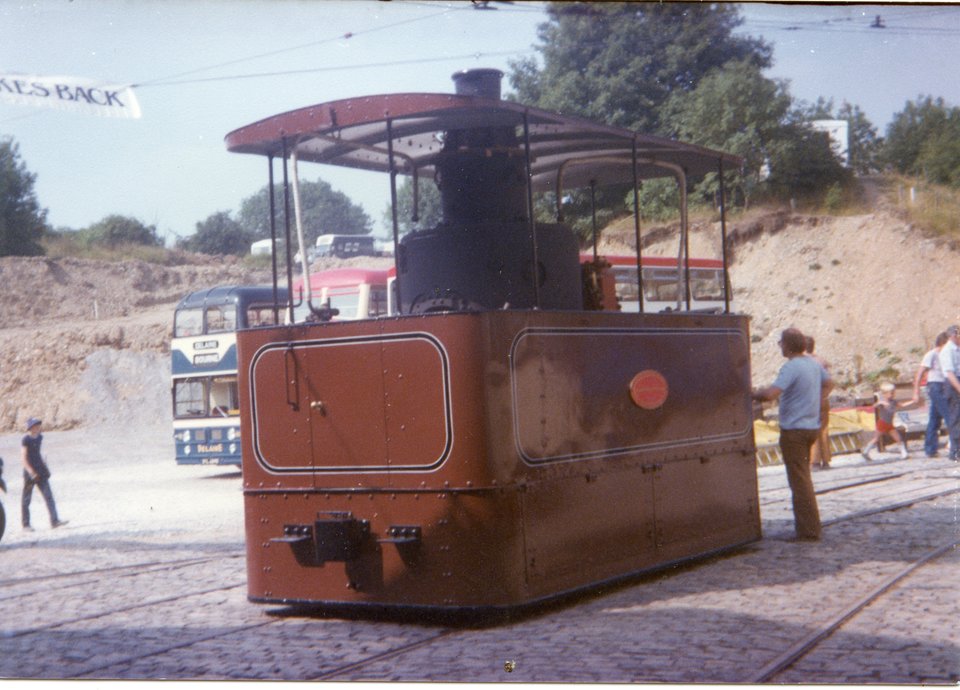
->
<box><xmin>811</xmin><ymin>119</ymin><xmax>850</xmax><ymax>167</ymax></box>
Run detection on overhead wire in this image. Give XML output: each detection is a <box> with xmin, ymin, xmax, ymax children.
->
<box><xmin>133</xmin><ymin>4</ymin><xmax>470</xmax><ymax>88</ymax></box>
<box><xmin>136</xmin><ymin>49</ymin><xmax>537</xmax><ymax>88</ymax></box>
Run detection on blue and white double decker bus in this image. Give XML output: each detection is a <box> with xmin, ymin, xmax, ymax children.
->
<box><xmin>171</xmin><ymin>285</ymin><xmax>286</xmax><ymax>466</ymax></box>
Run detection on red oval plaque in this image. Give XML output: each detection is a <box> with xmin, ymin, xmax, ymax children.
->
<box><xmin>629</xmin><ymin>369</ymin><xmax>669</xmax><ymax>410</ymax></box>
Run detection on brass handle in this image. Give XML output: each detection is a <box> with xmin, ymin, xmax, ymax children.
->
<box><xmin>310</xmin><ymin>400</ymin><xmax>326</xmax><ymax>415</ymax></box>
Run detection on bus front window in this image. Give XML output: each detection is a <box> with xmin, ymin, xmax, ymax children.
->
<box><xmin>642</xmin><ymin>268</ymin><xmax>681</xmax><ymax>302</ymax></box>
<box><xmin>206</xmin><ymin>305</ymin><xmax>237</xmax><ymax>333</ymax></box>
<box><xmin>174</xmin><ymin>380</ymin><xmax>206</xmax><ymax>417</ymax></box>
<box><xmin>368</xmin><ymin>287</ymin><xmax>388</xmax><ymax>317</ymax></box>
<box><xmin>247</xmin><ymin>305</ymin><xmax>281</xmax><ymax>327</ymax></box>
<box><xmin>690</xmin><ymin>268</ymin><xmax>725</xmax><ymax>301</ymax></box>
<box><xmin>174</xmin><ymin>308</ymin><xmax>203</xmax><ymax>337</ymax></box>
<box><xmin>209</xmin><ymin>376</ymin><xmax>240</xmax><ymax>417</ymax></box>
<box><xmin>327</xmin><ymin>288</ymin><xmax>360</xmax><ymax>320</ymax></box>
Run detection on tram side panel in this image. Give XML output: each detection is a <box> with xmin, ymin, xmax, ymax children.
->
<box><xmin>237</xmin><ymin>310</ymin><xmax>759</xmax><ymax>610</ymax></box>
<box><xmin>486</xmin><ymin>310</ymin><xmax>760</xmax><ymax>600</ymax></box>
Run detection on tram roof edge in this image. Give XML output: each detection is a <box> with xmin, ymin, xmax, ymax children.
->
<box><xmin>224</xmin><ymin>92</ymin><xmax>742</xmax><ymax>189</ymax></box>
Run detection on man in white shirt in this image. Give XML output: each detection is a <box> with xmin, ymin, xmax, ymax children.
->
<box><xmin>938</xmin><ymin>325</ymin><xmax>960</xmax><ymax>461</ymax></box>
<box><xmin>914</xmin><ymin>332</ymin><xmax>949</xmax><ymax>458</ymax></box>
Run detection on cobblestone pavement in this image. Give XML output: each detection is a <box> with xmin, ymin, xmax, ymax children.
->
<box><xmin>0</xmin><ymin>427</ymin><xmax>956</xmax><ymax>683</ymax></box>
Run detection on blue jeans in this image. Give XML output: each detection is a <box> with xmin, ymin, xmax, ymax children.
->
<box><xmin>946</xmin><ymin>386</ymin><xmax>960</xmax><ymax>459</ymax></box>
<box><xmin>925</xmin><ymin>382</ymin><xmax>949</xmax><ymax>456</ymax></box>
<box><xmin>22</xmin><ymin>471</ymin><xmax>60</xmax><ymax>527</ymax></box>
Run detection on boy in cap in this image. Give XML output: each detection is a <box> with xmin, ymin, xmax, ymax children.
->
<box><xmin>21</xmin><ymin>418</ymin><xmax>67</xmax><ymax>531</ymax></box>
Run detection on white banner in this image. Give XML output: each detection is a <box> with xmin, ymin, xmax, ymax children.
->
<box><xmin>0</xmin><ymin>73</ymin><xmax>141</xmax><ymax>119</ymax></box>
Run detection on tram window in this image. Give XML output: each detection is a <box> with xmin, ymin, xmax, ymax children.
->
<box><xmin>209</xmin><ymin>377</ymin><xmax>240</xmax><ymax>416</ymax></box>
<box><xmin>206</xmin><ymin>305</ymin><xmax>237</xmax><ymax>334</ymax></box>
<box><xmin>174</xmin><ymin>308</ymin><xmax>203</xmax><ymax>337</ymax></box>
<box><xmin>174</xmin><ymin>380</ymin><xmax>206</xmax><ymax>417</ymax></box>
<box><xmin>369</xmin><ymin>287</ymin><xmax>389</xmax><ymax>317</ymax></box>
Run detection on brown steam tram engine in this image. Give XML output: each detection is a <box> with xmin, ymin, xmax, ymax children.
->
<box><xmin>226</xmin><ymin>69</ymin><xmax>760</xmax><ymax>613</ymax></box>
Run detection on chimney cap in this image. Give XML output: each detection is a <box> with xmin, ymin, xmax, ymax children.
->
<box><xmin>451</xmin><ymin>68</ymin><xmax>504</xmax><ymax>99</ymax></box>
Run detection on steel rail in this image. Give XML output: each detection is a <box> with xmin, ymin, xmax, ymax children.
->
<box><xmin>5</xmin><ymin>579</ymin><xmax>247</xmax><ymax>640</ymax></box>
<box><xmin>309</xmin><ymin>629</ymin><xmax>459</xmax><ymax>681</ymax></box>
<box><xmin>747</xmin><ymin>538</ymin><xmax>959</xmax><ymax>683</ymax></box>
<box><xmin>759</xmin><ymin>471</ymin><xmax>907</xmax><ymax>506</ymax></box>
<box><xmin>0</xmin><ymin>554</ymin><xmax>239</xmax><ymax>590</ymax></box>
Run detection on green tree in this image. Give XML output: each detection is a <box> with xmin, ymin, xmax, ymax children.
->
<box><xmin>509</xmin><ymin>2</ymin><xmax>771</xmax><ymax>135</ymax></box>
<box><xmin>180</xmin><ymin>211</ymin><xmax>253</xmax><ymax>256</ymax></box>
<box><xmin>384</xmin><ymin>177</ymin><xmax>443</xmax><ymax>236</ymax></box>
<box><xmin>82</xmin><ymin>214</ymin><xmax>162</xmax><ymax>248</ymax></box>
<box><xmin>664</xmin><ymin>61</ymin><xmax>849</xmax><ymax>205</ymax></box>
<box><xmin>239</xmin><ymin>178</ymin><xmax>372</xmax><ymax>245</ymax></box>
<box><xmin>837</xmin><ymin>102</ymin><xmax>882</xmax><ymax>176</ymax></box>
<box><xmin>663</xmin><ymin>60</ymin><xmax>791</xmax><ymax>206</ymax></box>
<box><xmin>765</xmin><ymin>123</ymin><xmax>851</xmax><ymax>200</ymax></box>
<box><xmin>796</xmin><ymin>98</ymin><xmax>882</xmax><ymax>175</ymax></box>
<box><xmin>0</xmin><ymin>137</ymin><xmax>47</xmax><ymax>256</ymax></box>
<box><xmin>884</xmin><ymin>96</ymin><xmax>960</xmax><ymax>186</ymax></box>
<box><xmin>919</xmin><ymin>125</ymin><xmax>960</xmax><ymax>187</ymax></box>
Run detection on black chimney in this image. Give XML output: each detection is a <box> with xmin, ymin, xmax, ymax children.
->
<box><xmin>451</xmin><ymin>68</ymin><xmax>503</xmax><ymax>100</ymax></box>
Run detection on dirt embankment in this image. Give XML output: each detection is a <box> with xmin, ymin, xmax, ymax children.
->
<box><xmin>0</xmin><ymin>205</ymin><xmax>956</xmax><ymax>433</ymax></box>
<box><xmin>0</xmin><ymin>255</ymin><xmax>271</xmax><ymax>432</ymax></box>
<box><xmin>601</xmin><ymin>205</ymin><xmax>960</xmax><ymax>399</ymax></box>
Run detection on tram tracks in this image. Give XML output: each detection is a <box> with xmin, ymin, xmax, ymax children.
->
<box><xmin>1</xmin><ymin>468</ymin><xmax>954</xmax><ymax>682</ymax></box>
<box><xmin>748</xmin><ymin>538</ymin><xmax>959</xmax><ymax>683</ymax></box>
<box><xmin>281</xmin><ymin>485</ymin><xmax>960</xmax><ymax>683</ymax></box>
<box><xmin>0</xmin><ymin>555</ymin><xmax>236</xmax><ymax>595</ymax></box>
<box><xmin>1</xmin><ymin>554</ymin><xmax>247</xmax><ymax>640</ymax></box>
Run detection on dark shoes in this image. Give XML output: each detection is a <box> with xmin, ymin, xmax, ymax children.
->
<box><xmin>52</xmin><ymin>520</ymin><xmax>68</xmax><ymax>528</ymax></box>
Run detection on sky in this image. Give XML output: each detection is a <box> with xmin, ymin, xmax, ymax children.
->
<box><xmin>1</xmin><ymin>1</ymin><xmax>959</xmax><ymax>245</ymax></box>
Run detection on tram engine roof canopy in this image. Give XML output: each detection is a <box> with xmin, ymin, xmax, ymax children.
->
<box><xmin>225</xmin><ymin>92</ymin><xmax>742</xmax><ymax>192</ymax></box>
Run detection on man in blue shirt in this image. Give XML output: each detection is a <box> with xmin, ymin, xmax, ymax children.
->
<box><xmin>753</xmin><ymin>328</ymin><xmax>833</xmax><ymax>540</ymax></box>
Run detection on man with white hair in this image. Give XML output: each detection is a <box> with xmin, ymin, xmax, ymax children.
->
<box><xmin>939</xmin><ymin>325</ymin><xmax>960</xmax><ymax>461</ymax></box>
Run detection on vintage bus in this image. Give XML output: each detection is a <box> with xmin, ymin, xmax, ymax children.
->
<box><xmin>585</xmin><ymin>254</ymin><xmax>734</xmax><ymax>313</ymax></box>
<box><xmin>314</xmin><ymin>233</ymin><xmax>377</xmax><ymax>259</ymax></box>
<box><xmin>171</xmin><ymin>285</ymin><xmax>286</xmax><ymax>466</ymax></box>
<box><xmin>289</xmin><ymin>266</ymin><xmax>392</xmax><ymax>323</ymax></box>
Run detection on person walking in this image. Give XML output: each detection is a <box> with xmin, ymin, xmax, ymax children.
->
<box><xmin>861</xmin><ymin>382</ymin><xmax>919</xmax><ymax>460</ymax></box>
<box><xmin>805</xmin><ymin>335</ymin><xmax>832</xmax><ymax>469</ymax></box>
<box><xmin>21</xmin><ymin>418</ymin><xmax>67</xmax><ymax>531</ymax></box>
<box><xmin>753</xmin><ymin>328</ymin><xmax>833</xmax><ymax>541</ymax></box>
<box><xmin>939</xmin><ymin>325</ymin><xmax>960</xmax><ymax>461</ymax></box>
<box><xmin>913</xmin><ymin>332</ymin><xmax>949</xmax><ymax>458</ymax></box>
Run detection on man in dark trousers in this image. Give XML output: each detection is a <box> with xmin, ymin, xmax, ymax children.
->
<box><xmin>752</xmin><ymin>329</ymin><xmax>833</xmax><ymax>541</ymax></box>
<box><xmin>21</xmin><ymin>418</ymin><xmax>67</xmax><ymax>531</ymax></box>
